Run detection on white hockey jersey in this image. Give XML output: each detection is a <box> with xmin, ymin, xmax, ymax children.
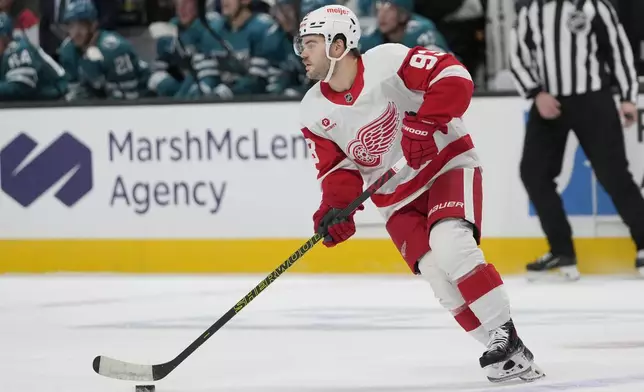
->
<box><xmin>299</xmin><ymin>43</ymin><xmax>481</xmax><ymax>220</ymax></box>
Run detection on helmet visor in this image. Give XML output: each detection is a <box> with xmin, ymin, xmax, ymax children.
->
<box><xmin>293</xmin><ymin>33</ymin><xmax>305</xmax><ymax>57</ymax></box>
<box><xmin>293</xmin><ymin>33</ymin><xmax>324</xmax><ymax>57</ymax></box>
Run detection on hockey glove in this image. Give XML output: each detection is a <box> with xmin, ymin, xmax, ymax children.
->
<box><xmin>401</xmin><ymin>111</ymin><xmax>448</xmax><ymax>170</ymax></box>
<box><xmin>312</xmin><ymin>170</ymin><xmax>364</xmax><ymax>247</ymax></box>
<box><xmin>313</xmin><ymin>204</ymin><xmax>358</xmax><ymax>247</ymax></box>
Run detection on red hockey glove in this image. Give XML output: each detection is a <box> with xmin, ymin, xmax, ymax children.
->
<box><xmin>312</xmin><ymin>170</ymin><xmax>364</xmax><ymax>248</ymax></box>
<box><xmin>314</xmin><ymin>204</ymin><xmax>359</xmax><ymax>247</ymax></box>
<box><xmin>401</xmin><ymin>111</ymin><xmax>448</xmax><ymax>170</ymax></box>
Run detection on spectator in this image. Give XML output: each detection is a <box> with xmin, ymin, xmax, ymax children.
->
<box><xmin>359</xmin><ymin>0</ymin><xmax>450</xmax><ymax>53</ymax></box>
<box><xmin>0</xmin><ymin>12</ymin><xmax>67</xmax><ymax>101</ymax></box>
<box><xmin>58</xmin><ymin>0</ymin><xmax>151</xmax><ymax>100</ymax></box>
<box><xmin>1</xmin><ymin>0</ymin><xmax>39</xmax><ymax>45</ymax></box>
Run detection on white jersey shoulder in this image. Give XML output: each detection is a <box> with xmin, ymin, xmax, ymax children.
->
<box><xmin>362</xmin><ymin>43</ymin><xmax>411</xmax><ymax>74</ymax></box>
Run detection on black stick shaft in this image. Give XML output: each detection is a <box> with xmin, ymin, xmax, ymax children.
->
<box><xmin>151</xmin><ymin>158</ymin><xmax>406</xmax><ymax>379</ymax></box>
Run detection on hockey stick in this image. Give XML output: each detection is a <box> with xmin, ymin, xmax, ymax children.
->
<box><xmin>92</xmin><ymin>157</ymin><xmax>407</xmax><ymax>382</ymax></box>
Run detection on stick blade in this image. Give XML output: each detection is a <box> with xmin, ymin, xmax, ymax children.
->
<box><xmin>93</xmin><ymin>355</ymin><xmax>155</xmax><ymax>381</ymax></box>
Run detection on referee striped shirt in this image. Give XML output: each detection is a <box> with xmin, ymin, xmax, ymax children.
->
<box><xmin>509</xmin><ymin>0</ymin><xmax>638</xmax><ymax>103</ymax></box>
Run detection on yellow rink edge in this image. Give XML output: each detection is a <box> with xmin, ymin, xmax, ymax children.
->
<box><xmin>0</xmin><ymin>238</ymin><xmax>637</xmax><ymax>275</ymax></box>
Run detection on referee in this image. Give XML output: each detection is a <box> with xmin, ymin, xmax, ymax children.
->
<box><xmin>510</xmin><ymin>0</ymin><xmax>644</xmax><ymax>279</ymax></box>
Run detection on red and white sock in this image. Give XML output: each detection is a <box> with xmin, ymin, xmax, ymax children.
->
<box><xmin>452</xmin><ymin>303</ymin><xmax>489</xmax><ymax>345</ymax></box>
<box><xmin>456</xmin><ymin>263</ymin><xmax>511</xmax><ymax>331</ymax></box>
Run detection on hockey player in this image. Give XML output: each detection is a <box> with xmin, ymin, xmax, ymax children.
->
<box><xmin>148</xmin><ymin>0</ymin><xmax>227</xmax><ymax>98</ymax></box>
<box><xmin>201</xmin><ymin>0</ymin><xmax>287</xmax><ymax>95</ymax></box>
<box><xmin>0</xmin><ymin>12</ymin><xmax>67</xmax><ymax>101</ymax></box>
<box><xmin>268</xmin><ymin>0</ymin><xmax>334</xmax><ymax>97</ymax></box>
<box><xmin>359</xmin><ymin>0</ymin><xmax>449</xmax><ymax>53</ymax></box>
<box><xmin>296</xmin><ymin>5</ymin><xmax>545</xmax><ymax>383</ymax></box>
<box><xmin>58</xmin><ymin>1</ymin><xmax>150</xmax><ymax>100</ymax></box>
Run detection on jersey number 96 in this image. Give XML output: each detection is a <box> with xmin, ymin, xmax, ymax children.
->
<box><xmin>409</xmin><ymin>50</ymin><xmax>445</xmax><ymax>71</ymax></box>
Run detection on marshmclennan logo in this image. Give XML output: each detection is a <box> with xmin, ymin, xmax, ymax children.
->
<box><xmin>428</xmin><ymin>201</ymin><xmax>464</xmax><ymax>217</ymax></box>
<box><xmin>327</xmin><ymin>7</ymin><xmax>349</xmax><ymax>15</ymax></box>
<box><xmin>0</xmin><ymin>132</ymin><xmax>93</xmax><ymax>207</ymax></box>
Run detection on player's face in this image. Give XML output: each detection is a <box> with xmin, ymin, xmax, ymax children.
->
<box><xmin>175</xmin><ymin>0</ymin><xmax>197</xmax><ymax>26</ymax></box>
<box><xmin>221</xmin><ymin>0</ymin><xmax>243</xmax><ymax>17</ymax></box>
<box><xmin>273</xmin><ymin>3</ymin><xmax>297</xmax><ymax>35</ymax></box>
<box><xmin>376</xmin><ymin>2</ymin><xmax>402</xmax><ymax>34</ymax></box>
<box><xmin>67</xmin><ymin>21</ymin><xmax>95</xmax><ymax>47</ymax></box>
<box><xmin>299</xmin><ymin>35</ymin><xmax>330</xmax><ymax>81</ymax></box>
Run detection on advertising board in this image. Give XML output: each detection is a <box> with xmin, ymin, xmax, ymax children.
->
<box><xmin>1</xmin><ymin>96</ymin><xmax>642</xmax><ymax>273</ymax></box>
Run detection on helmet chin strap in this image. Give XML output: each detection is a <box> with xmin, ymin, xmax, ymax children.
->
<box><xmin>323</xmin><ymin>48</ymin><xmax>350</xmax><ymax>84</ymax></box>
<box><xmin>323</xmin><ymin>59</ymin><xmax>337</xmax><ymax>83</ymax></box>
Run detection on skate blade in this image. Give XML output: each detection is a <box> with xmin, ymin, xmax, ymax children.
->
<box><xmin>485</xmin><ymin>347</ymin><xmax>545</xmax><ymax>383</ymax></box>
<box><xmin>519</xmin><ymin>364</ymin><xmax>546</xmax><ymax>382</ymax></box>
<box><xmin>487</xmin><ymin>366</ymin><xmax>532</xmax><ymax>383</ymax></box>
<box><xmin>487</xmin><ymin>365</ymin><xmax>547</xmax><ymax>383</ymax></box>
<box><xmin>527</xmin><ymin>265</ymin><xmax>580</xmax><ymax>282</ymax></box>
<box><xmin>487</xmin><ymin>364</ymin><xmax>546</xmax><ymax>383</ymax></box>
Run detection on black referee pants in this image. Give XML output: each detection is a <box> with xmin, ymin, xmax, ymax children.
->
<box><xmin>520</xmin><ymin>90</ymin><xmax>644</xmax><ymax>258</ymax></box>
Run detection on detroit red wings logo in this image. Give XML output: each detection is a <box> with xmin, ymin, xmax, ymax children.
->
<box><xmin>347</xmin><ymin>102</ymin><xmax>400</xmax><ymax>167</ymax></box>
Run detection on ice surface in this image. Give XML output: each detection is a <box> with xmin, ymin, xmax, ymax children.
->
<box><xmin>1</xmin><ymin>273</ymin><xmax>644</xmax><ymax>392</ymax></box>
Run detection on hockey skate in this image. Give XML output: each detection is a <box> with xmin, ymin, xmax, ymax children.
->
<box><xmin>479</xmin><ymin>320</ymin><xmax>546</xmax><ymax>383</ymax></box>
<box><xmin>526</xmin><ymin>252</ymin><xmax>580</xmax><ymax>281</ymax></box>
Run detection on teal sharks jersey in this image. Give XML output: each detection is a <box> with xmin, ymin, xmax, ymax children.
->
<box><xmin>149</xmin><ymin>14</ymin><xmax>222</xmax><ymax>98</ymax></box>
<box><xmin>201</xmin><ymin>12</ymin><xmax>287</xmax><ymax>95</ymax></box>
<box><xmin>59</xmin><ymin>30</ymin><xmax>151</xmax><ymax>100</ymax></box>
<box><xmin>0</xmin><ymin>36</ymin><xmax>67</xmax><ymax>101</ymax></box>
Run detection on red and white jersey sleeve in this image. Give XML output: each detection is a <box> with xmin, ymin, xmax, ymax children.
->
<box><xmin>396</xmin><ymin>46</ymin><xmax>474</xmax><ymax>124</ymax></box>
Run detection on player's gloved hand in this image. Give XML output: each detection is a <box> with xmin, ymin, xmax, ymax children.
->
<box><xmin>312</xmin><ymin>170</ymin><xmax>364</xmax><ymax>247</ymax></box>
<box><xmin>401</xmin><ymin>111</ymin><xmax>448</xmax><ymax>170</ymax></box>
<box><xmin>313</xmin><ymin>204</ymin><xmax>362</xmax><ymax>247</ymax></box>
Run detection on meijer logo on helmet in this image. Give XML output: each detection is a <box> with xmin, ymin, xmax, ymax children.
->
<box><xmin>326</xmin><ymin>7</ymin><xmax>349</xmax><ymax>15</ymax></box>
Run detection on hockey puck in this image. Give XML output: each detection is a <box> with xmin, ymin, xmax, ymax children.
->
<box><xmin>135</xmin><ymin>385</ymin><xmax>155</xmax><ymax>392</ymax></box>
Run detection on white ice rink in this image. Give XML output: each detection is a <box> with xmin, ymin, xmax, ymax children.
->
<box><xmin>1</xmin><ymin>273</ymin><xmax>643</xmax><ymax>392</ymax></box>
